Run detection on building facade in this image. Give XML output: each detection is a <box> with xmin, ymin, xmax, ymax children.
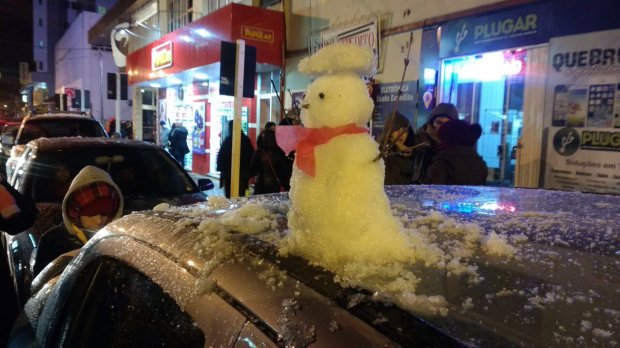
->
<box><xmin>27</xmin><ymin>0</ymin><xmax>116</xmax><ymax>112</ymax></box>
<box><xmin>89</xmin><ymin>0</ymin><xmax>620</xmax><ymax>194</ymax></box>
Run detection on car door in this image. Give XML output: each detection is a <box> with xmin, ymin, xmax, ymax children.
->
<box><xmin>32</xmin><ymin>236</ymin><xmax>251</xmax><ymax>348</ymax></box>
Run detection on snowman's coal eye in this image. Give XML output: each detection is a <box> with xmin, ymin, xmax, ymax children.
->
<box><xmin>319</xmin><ymin>92</ymin><xmax>325</xmax><ymax>99</ymax></box>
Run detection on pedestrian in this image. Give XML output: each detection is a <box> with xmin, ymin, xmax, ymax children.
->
<box><xmin>159</xmin><ymin>120</ymin><xmax>171</xmax><ymax>148</ymax></box>
<box><xmin>106</xmin><ymin>117</ymin><xmax>125</xmax><ymax>138</ymax></box>
<box><xmin>379</xmin><ymin>110</ymin><xmax>415</xmax><ymax>185</ymax></box>
<box><xmin>0</xmin><ymin>175</ymin><xmax>38</xmax><ymax>347</ymax></box>
<box><xmin>216</xmin><ymin>120</ymin><xmax>254</xmax><ymax>198</ymax></box>
<box><xmin>422</xmin><ymin>119</ymin><xmax>487</xmax><ymax>185</ymax></box>
<box><xmin>411</xmin><ymin>102</ymin><xmax>458</xmax><ymax>183</ymax></box>
<box><xmin>251</xmin><ymin>128</ymin><xmax>291</xmax><ymax>194</ymax></box>
<box><xmin>169</xmin><ymin>122</ymin><xmax>190</xmax><ymax>167</ymax></box>
<box><xmin>265</xmin><ymin>121</ymin><xmax>276</xmax><ymax>131</ymax></box>
<box><xmin>32</xmin><ymin>165</ymin><xmax>124</xmax><ymax>276</ymax></box>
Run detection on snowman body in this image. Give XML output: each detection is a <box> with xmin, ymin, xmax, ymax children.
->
<box><xmin>285</xmin><ymin>45</ymin><xmax>411</xmax><ymax>270</ymax></box>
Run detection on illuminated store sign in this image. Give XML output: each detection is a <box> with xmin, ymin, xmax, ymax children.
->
<box><xmin>152</xmin><ymin>41</ymin><xmax>173</xmax><ymax>71</ymax></box>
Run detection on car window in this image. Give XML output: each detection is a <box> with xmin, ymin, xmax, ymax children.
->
<box><xmin>22</xmin><ymin>147</ymin><xmax>197</xmax><ymax>202</ymax></box>
<box><xmin>54</xmin><ymin>257</ymin><xmax>204</xmax><ymax>347</ymax></box>
<box><xmin>18</xmin><ymin>119</ymin><xmax>106</xmax><ymax>144</ymax></box>
<box><xmin>1</xmin><ymin>125</ymin><xmax>18</xmax><ymax>143</ymax></box>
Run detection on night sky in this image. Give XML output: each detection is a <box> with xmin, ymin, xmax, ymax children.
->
<box><xmin>0</xmin><ymin>0</ymin><xmax>33</xmax><ymax>107</ymax></box>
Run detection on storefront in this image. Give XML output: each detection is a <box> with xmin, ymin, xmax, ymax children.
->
<box><xmin>126</xmin><ymin>3</ymin><xmax>284</xmax><ymax>175</ymax></box>
<box><xmin>420</xmin><ymin>0</ymin><xmax>620</xmax><ymax>194</ymax></box>
<box><xmin>434</xmin><ymin>2</ymin><xmax>551</xmax><ymax>187</ymax></box>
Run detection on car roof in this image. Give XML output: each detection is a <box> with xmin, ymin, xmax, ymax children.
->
<box><xmin>24</xmin><ymin>114</ymin><xmax>100</xmax><ymax>122</ymax></box>
<box><xmin>27</xmin><ymin>136</ymin><xmax>159</xmax><ymax>152</ymax></box>
<box><xmin>99</xmin><ymin>186</ymin><xmax>620</xmax><ymax>346</ymax></box>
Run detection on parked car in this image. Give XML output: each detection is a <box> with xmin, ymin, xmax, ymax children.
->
<box><xmin>8</xmin><ymin>185</ymin><xmax>620</xmax><ymax>347</ymax></box>
<box><xmin>5</xmin><ymin>112</ymin><xmax>108</xmax><ymax>179</ymax></box>
<box><xmin>2</xmin><ymin>137</ymin><xmax>213</xmax><ymax>306</ymax></box>
<box><xmin>0</xmin><ymin>121</ymin><xmax>20</xmax><ymax>177</ymax></box>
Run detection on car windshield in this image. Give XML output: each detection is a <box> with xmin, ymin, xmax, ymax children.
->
<box><xmin>18</xmin><ymin>118</ymin><xmax>106</xmax><ymax>144</ymax></box>
<box><xmin>23</xmin><ymin>147</ymin><xmax>198</xmax><ymax>202</ymax></box>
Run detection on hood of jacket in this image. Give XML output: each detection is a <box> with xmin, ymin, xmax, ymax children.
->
<box><xmin>61</xmin><ymin>165</ymin><xmax>124</xmax><ymax>235</ymax></box>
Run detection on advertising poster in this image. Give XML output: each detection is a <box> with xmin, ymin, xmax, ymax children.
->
<box><xmin>371</xmin><ymin>81</ymin><xmax>418</xmax><ymax>139</ymax></box>
<box><xmin>543</xmin><ymin>29</ymin><xmax>620</xmax><ymax>194</ymax></box>
<box><xmin>192</xmin><ymin>102</ymin><xmax>206</xmax><ymax>154</ymax></box>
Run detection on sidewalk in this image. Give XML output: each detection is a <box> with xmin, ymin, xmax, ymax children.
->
<box><xmin>188</xmin><ymin>172</ymin><xmax>225</xmax><ymax>196</ymax></box>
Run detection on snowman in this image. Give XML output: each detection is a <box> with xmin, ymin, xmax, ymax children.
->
<box><xmin>279</xmin><ymin>44</ymin><xmax>413</xmax><ymax>274</ymax></box>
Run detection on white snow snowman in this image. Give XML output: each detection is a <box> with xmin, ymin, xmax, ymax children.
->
<box><xmin>282</xmin><ymin>44</ymin><xmax>412</xmax><ymax>273</ymax></box>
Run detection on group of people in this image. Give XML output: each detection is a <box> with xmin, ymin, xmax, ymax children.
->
<box><xmin>217</xmin><ymin>120</ymin><xmax>294</xmax><ymax>198</ymax></box>
<box><xmin>380</xmin><ymin>102</ymin><xmax>488</xmax><ymax>186</ymax></box>
<box><xmin>215</xmin><ymin>103</ymin><xmax>486</xmax><ymax>198</ymax></box>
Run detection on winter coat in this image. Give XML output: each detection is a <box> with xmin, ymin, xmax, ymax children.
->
<box><xmin>160</xmin><ymin>125</ymin><xmax>171</xmax><ymax>147</ymax></box>
<box><xmin>410</xmin><ymin>126</ymin><xmax>438</xmax><ymax>184</ymax></box>
<box><xmin>33</xmin><ymin>166</ymin><xmax>124</xmax><ymax>276</ymax></box>
<box><xmin>169</xmin><ymin>126</ymin><xmax>190</xmax><ymax>157</ymax></box>
<box><xmin>216</xmin><ymin>132</ymin><xmax>255</xmax><ymax>198</ymax></box>
<box><xmin>380</xmin><ymin>111</ymin><xmax>414</xmax><ymax>185</ymax></box>
<box><xmin>250</xmin><ymin>130</ymin><xmax>292</xmax><ymax>196</ymax></box>
<box><xmin>0</xmin><ymin>177</ymin><xmax>38</xmax><ymax>235</ymax></box>
<box><xmin>422</xmin><ymin>146</ymin><xmax>487</xmax><ymax>185</ymax></box>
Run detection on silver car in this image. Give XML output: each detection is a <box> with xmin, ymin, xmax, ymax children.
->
<box><xmin>8</xmin><ymin>186</ymin><xmax>620</xmax><ymax>347</ymax></box>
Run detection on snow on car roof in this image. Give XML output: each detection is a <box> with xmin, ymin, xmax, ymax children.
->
<box><xmin>29</xmin><ymin>137</ymin><xmax>158</xmax><ymax>151</ymax></box>
<box><xmin>102</xmin><ymin>186</ymin><xmax>620</xmax><ymax>347</ymax></box>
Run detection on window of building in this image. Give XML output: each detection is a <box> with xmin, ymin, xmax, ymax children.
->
<box><xmin>38</xmin><ymin>61</ymin><xmax>43</xmax><ymax>71</ymax></box>
<box><xmin>97</xmin><ymin>5</ymin><xmax>107</xmax><ymax>14</ymax></box>
<box><xmin>38</xmin><ymin>40</ymin><xmax>44</xmax><ymax>48</ymax></box>
<box><xmin>168</xmin><ymin>0</ymin><xmax>194</xmax><ymax>32</ymax></box>
<box><xmin>38</xmin><ymin>18</ymin><xmax>43</xmax><ymax>26</ymax></box>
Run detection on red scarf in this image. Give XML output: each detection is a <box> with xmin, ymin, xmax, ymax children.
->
<box><xmin>276</xmin><ymin>123</ymin><xmax>368</xmax><ymax>177</ymax></box>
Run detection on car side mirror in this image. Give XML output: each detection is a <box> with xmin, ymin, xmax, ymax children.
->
<box><xmin>197</xmin><ymin>178</ymin><xmax>214</xmax><ymax>191</ymax></box>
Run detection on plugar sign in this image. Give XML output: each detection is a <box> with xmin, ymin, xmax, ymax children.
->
<box><xmin>581</xmin><ymin>131</ymin><xmax>620</xmax><ymax>152</ymax></box>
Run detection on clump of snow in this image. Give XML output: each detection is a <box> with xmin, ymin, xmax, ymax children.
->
<box><xmin>483</xmin><ymin>232</ymin><xmax>517</xmax><ymax>257</ymax></box>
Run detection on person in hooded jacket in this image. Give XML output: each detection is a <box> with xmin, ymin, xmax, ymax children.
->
<box><xmin>169</xmin><ymin>122</ymin><xmax>190</xmax><ymax>166</ymax></box>
<box><xmin>378</xmin><ymin>111</ymin><xmax>416</xmax><ymax>185</ymax></box>
<box><xmin>32</xmin><ymin>165</ymin><xmax>124</xmax><ymax>276</ymax></box>
<box><xmin>411</xmin><ymin>103</ymin><xmax>458</xmax><ymax>183</ymax></box>
<box><xmin>251</xmin><ymin>128</ymin><xmax>291</xmax><ymax>194</ymax></box>
<box><xmin>422</xmin><ymin>119</ymin><xmax>487</xmax><ymax>185</ymax></box>
<box><xmin>216</xmin><ymin>120</ymin><xmax>255</xmax><ymax>198</ymax></box>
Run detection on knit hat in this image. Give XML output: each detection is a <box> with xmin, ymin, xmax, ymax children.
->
<box><xmin>438</xmin><ymin>119</ymin><xmax>483</xmax><ymax>146</ymax></box>
<box><xmin>429</xmin><ymin>103</ymin><xmax>459</xmax><ymax>124</ymax></box>
<box><xmin>66</xmin><ymin>182</ymin><xmax>120</xmax><ymax>225</ymax></box>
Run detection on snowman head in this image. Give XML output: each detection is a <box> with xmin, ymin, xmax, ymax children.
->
<box><xmin>298</xmin><ymin>44</ymin><xmax>375</xmax><ymax>128</ymax></box>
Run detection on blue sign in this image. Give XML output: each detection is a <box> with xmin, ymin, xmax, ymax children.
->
<box><xmin>439</xmin><ymin>3</ymin><xmax>550</xmax><ymax>58</ymax></box>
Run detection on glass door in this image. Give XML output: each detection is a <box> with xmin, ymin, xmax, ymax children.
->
<box><xmin>440</xmin><ymin>49</ymin><xmax>526</xmax><ymax>186</ymax></box>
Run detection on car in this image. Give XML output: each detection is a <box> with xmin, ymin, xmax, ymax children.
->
<box><xmin>0</xmin><ymin>121</ymin><xmax>20</xmax><ymax>177</ymax></box>
<box><xmin>3</xmin><ymin>137</ymin><xmax>214</xmax><ymax>306</ymax></box>
<box><xmin>8</xmin><ymin>185</ymin><xmax>620</xmax><ymax>347</ymax></box>
<box><xmin>5</xmin><ymin>112</ymin><xmax>108</xmax><ymax>179</ymax></box>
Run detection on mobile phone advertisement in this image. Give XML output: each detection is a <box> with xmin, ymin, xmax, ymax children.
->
<box><xmin>544</xmin><ymin>29</ymin><xmax>620</xmax><ymax>194</ymax></box>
